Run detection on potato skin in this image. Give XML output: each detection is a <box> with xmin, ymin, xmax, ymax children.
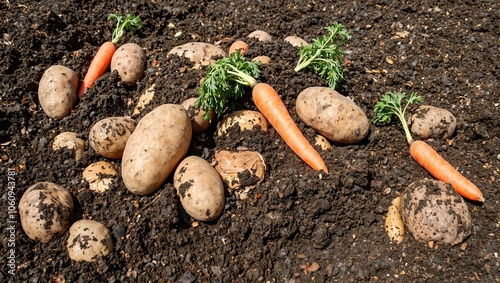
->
<box><xmin>174</xmin><ymin>156</ymin><xmax>225</xmax><ymax>221</ymax></box>
<box><xmin>111</xmin><ymin>43</ymin><xmax>146</xmax><ymax>85</ymax></box>
<box><xmin>167</xmin><ymin>42</ymin><xmax>226</xmax><ymax>69</ymax></box>
<box><xmin>296</xmin><ymin>87</ymin><xmax>369</xmax><ymax>144</ymax></box>
<box><xmin>409</xmin><ymin>105</ymin><xmax>456</xmax><ymax>140</ymax></box>
<box><xmin>38</xmin><ymin>65</ymin><xmax>78</xmax><ymax>118</ymax></box>
<box><xmin>19</xmin><ymin>182</ymin><xmax>74</xmax><ymax>243</ymax></box>
<box><xmin>181</xmin><ymin>98</ymin><xmax>214</xmax><ymax>134</ymax></box>
<box><xmin>122</xmin><ymin>104</ymin><xmax>192</xmax><ymax>195</ymax></box>
<box><xmin>66</xmin><ymin>219</ymin><xmax>113</xmax><ymax>262</ymax></box>
<box><xmin>89</xmin><ymin>117</ymin><xmax>136</xmax><ymax>159</ymax></box>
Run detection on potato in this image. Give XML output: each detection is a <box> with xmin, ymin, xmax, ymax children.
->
<box><xmin>314</xmin><ymin>135</ymin><xmax>333</xmax><ymax>150</ymax></box>
<box><xmin>385</xmin><ymin>196</ymin><xmax>404</xmax><ymax>244</ymax></box>
<box><xmin>296</xmin><ymin>87</ymin><xmax>369</xmax><ymax>144</ymax></box>
<box><xmin>167</xmin><ymin>42</ymin><xmax>226</xmax><ymax>69</ymax></box>
<box><xmin>213</xmin><ymin>150</ymin><xmax>266</xmax><ymax>189</ymax></box>
<box><xmin>19</xmin><ymin>182</ymin><xmax>74</xmax><ymax>243</ymax></box>
<box><xmin>52</xmin><ymin>132</ymin><xmax>85</xmax><ymax>160</ymax></box>
<box><xmin>401</xmin><ymin>178</ymin><xmax>472</xmax><ymax>245</ymax></box>
<box><xmin>248</xmin><ymin>30</ymin><xmax>273</xmax><ymax>42</ymax></box>
<box><xmin>66</xmin><ymin>219</ymin><xmax>113</xmax><ymax>262</ymax></box>
<box><xmin>122</xmin><ymin>104</ymin><xmax>192</xmax><ymax>195</ymax></box>
<box><xmin>174</xmin><ymin>156</ymin><xmax>225</xmax><ymax>221</ymax></box>
<box><xmin>181</xmin><ymin>97</ymin><xmax>214</xmax><ymax>134</ymax></box>
<box><xmin>89</xmin><ymin>117</ymin><xmax>136</xmax><ymax>159</ymax></box>
<box><xmin>82</xmin><ymin>161</ymin><xmax>118</xmax><ymax>193</ymax></box>
<box><xmin>38</xmin><ymin>65</ymin><xmax>79</xmax><ymax>118</ymax></box>
<box><xmin>284</xmin><ymin>36</ymin><xmax>309</xmax><ymax>47</ymax></box>
<box><xmin>111</xmin><ymin>43</ymin><xmax>146</xmax><ymax>85</ymax></box>
<box><xmin>133</xmin><ymin>84</ymin><xmax>155</xmax><ymax>115</ymax></box>
<box><xmin>217</xmin><ymin>110</ymin><xmax>268</xmax><ymax>136</ymax></box>
<box><xmin>252</xmin><ymin>55</ymin><xmax>272</xmax><ymax>65</ymax></box>
<box><xmin>409</xmin><ymin>105</ymin><xmax>457</xmax><ymax>140</ymax></box>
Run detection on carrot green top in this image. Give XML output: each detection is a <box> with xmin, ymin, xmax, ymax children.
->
<box><xmin>108</xmin><ymin>13</ymin><xmax>142</xmax><ymax>44</ymax></box>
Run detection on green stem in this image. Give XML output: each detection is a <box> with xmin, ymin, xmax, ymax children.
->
<box><xmin>294</xmin><ymin>26</ymin><xmax>338</xmax><ymax>72</ymax></box>
<box><xmin>227</xmin><ymin>65</ymin><xmax>258</xmax><ymax>88</ymax></box>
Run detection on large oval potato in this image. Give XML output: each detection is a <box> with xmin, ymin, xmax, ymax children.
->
<box><xmin>111</xmin><ymin>43</ymin><xmax>146</xmax><ymax>85</ymax></box>
<box><xmin>89</xmin><ymin>117</ymin><xmax>136</xmax><ymax>159</ymax></box>
<box><xmin>296</xmin><ymin>87</ymin><xmax>369</xmax><ymax>144</ymax></box>
<box><xmin>409</xmin><ymin>105</ymin><xmax>456</xmax><ymax>140</ymax></box>
<box><xmin>122</xmin><ymin>104</ymin><xmax>192</xmax><ymax>195</ymax></box>
<box><xmin>174</xmin><ymin>156</ymin><xmax>225</xmax><ymax>221</ymax></box>
<box><xmin>38</xmin><ymin>65</ymin><xmax>79</xmax><ymax>118</ymax></box>
<box><xmin>167</xmin><ymin>42</ymin><xmax>226</xmax><ymax>69</ymax></box>
<box><xmin>19</xmin><ymin>182</ymin><xmax>74</xmax><ymax>243</ymax></box>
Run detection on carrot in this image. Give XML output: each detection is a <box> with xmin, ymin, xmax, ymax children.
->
<box><xmin>373</xmin><ymin>91</ymin><xmax>484</xmax><ymax>202</ymax></box>
<box><xmin>77</xmin><ymin>14</ymin><xmax>141</xmax><ymax>98</ymax></box>
<box><xmin>196</xmin><ymin>49</ymin><xmax>328</xmax><ymax>172</ymax></box>
<box><xmin>229</xmin><ymin>40</ymin><xmax>248</xmax><ymax>55</ymax></box>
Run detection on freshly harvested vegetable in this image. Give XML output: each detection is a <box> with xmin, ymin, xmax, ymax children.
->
<box><xmin>284</xmin><ymin>35</ymin><xmax>309</xmax><ymax>47</ymax></box>
<box><xmin>229</xmin><ymin>40</ymin><xmax>248</xmax><ymax>55</ymax></box>
<box><xmin>110</xmin><ymin>42</ymin><xmax>146</xmax><ymax>85</ymax></box>
<box><xmin>121</xmin><ymin>104</ymin><xmax>192</xmax><ymax>195</ymax></box>
<box><xmin>294</xmin><ymin>23</ymin><xmax>351</xmax><ymax>89</ymax></box>
<box><xmin>213</xmin><ymin>150</ymin><xmax>266</xmax><ymax>190</ymax></box>
<box><xmin>373</xmin><ymin>91</ymin><xmax>484</xmax><ymax>202</ymax></box>
<box><xmin>82</xmin><ymin>161</ymin><xmax>118</xmax><ymax>193</ymax></box>
<box><xmin>66</xmin><ymin>219</ymin><xmax>113</xmax><ymax>261</ymax></box>
<box><xmin>181</xmin><ymin>97</ymin><xmax>215</xmax><ymax>134</ymax></box>
<box><xmin>314</xmin><ymin>135</ymin><xmax>333</xmax><ymax>150</ymax></box>
<box><xmin>89</xmin><ymin>116</ymin><xmax>136</xmax><ymax>159</ymax></box>
<box><xmin>252</xmin><ymin>55</ymin><xmax>272</xmax><ymax>65</ymax></box>
<box><xmin>167</xmin><ymin>42</ymin><xmax>226</xmax><ymax>69</ymax></box>
<box><xmin>248</xmin><ymin>30</ymin><xmax>272</xmax><ymax>42</ymax></box>
<box><xmin>173</xmin><ymin>156</ymin><xmax>225</xmax><ymax>221</ymax></box>
<box><xmin>384</xmin><ymin>196</ymin><xmax>404</xmax><ymax>244</ymax></box>
<box><xmin>38</xmin><ymin>65</ymin><xmax>79</xmax><ymax>118</ymax></box>
<box><xmin>296</xmin><ymin>87</ymin><xmax>369</xmax><ymax>144</ymax></box>
<box><xmin>196</xmin><ymin>50</ymin><xmax>328</xmax><ymax>172</ymax></box>
<box><xmin>78</xmin><ymin>13</ymin><xmax>141</xmax><ymax>98</ymax></box>
<box><xmin>52</xmin><ymin>132</ymin><xmax>85</xmax><ymax>160</ymax></box>
<box><xmin>409</xmin><ymin>105</ymin><xmax>457</xmax><ymax>140</ymax></box>
<box><xmin>217</xmin><ymin>110</ymin><xmax>268</xmax><ymax>136</ymax></box>
<box><xmin>401</xmin><ymin>178</ymin><xmax>472</xmax><ymax>245</ymax></box>
<box><xmin>19</xmin><ymin>182</ymin><xmax>74</xmax><ymax>243</ymax></box>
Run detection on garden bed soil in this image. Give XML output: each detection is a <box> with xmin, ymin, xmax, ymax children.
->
<box><xmin>1</xmin><ymin>0</ymin><xmax>499</xmax><ymax>282</ymax></box>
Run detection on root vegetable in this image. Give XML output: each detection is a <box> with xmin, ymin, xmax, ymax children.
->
<box><xmin>89</xmin><ymin>117</ymin><xmax>136</xmax><ymax>159</ymax></box>
<box><xmin>384</xmin><ymin>196</ymin><xmax>404</xmax><ymax>244</ymax></box>
<box><xmin>284</xmin><ymin>36</ymin><xmax>309</xmax><ymax>47</ymax></box>
<box><xmin>38</xmin><ymin>65</ymin><xmax>79</xmax><ymax>118</ymax></box>
<box><xmin>409</xmin><ymin>105</ymin><xmax>457</xmax><ymax>140</ymax></box>
<box><xmin>19</xmin><ymin>182</ymin><xmax>74</xmax><ymax>243</ymax></box>
<box><xmin>217</xmin><ymin>110</ymin><xmax>268</xmax><ymax>136</ymax></box>
<box><xmin>213</xmin><ymin>150</ymin><xmax>266</xmax><ymax>191</ymax></box>
<box><xmin>167</xmin><ymin>42</ymin><xmax>226</xmax><ymax>69</ymax></box>
<box><xmin>252</xmin><ymin>56</ymin><xmax>272</xmax><ymax>65</ymax></box>
<box><xmin>82</xmin><ymin>161</ymin><xmax>118</xmax><ymax>193</ymax></box>
<box><xmin>248</xmin><ymin>30</ymin><xmax>273</xmax><ymax>42</ymax></box>
<box><xmin>181</xmin><ymin>97</ymin><xmax>215</xmax><ymax>133</ymax></box>
<box><xmin>66</xmin><ymin>219</ymin><xmax>113</xmax><ymax>262</ymax></box>
<box><xmin>111</xmin><ymin>42</ymin><xmax>146</xmax><ymax>85</ymax></box>
<box><xmin>229</xmin><ymin>40</ymin><xmax>248</xmax><ymax>55</ymax></box>
<box><xmin>52</xmin><ymin>132</ymin><xmax>85</xmax><ymax>160</ymax></box>
<box><xmin>314</xmin><ymin>135</ymin><xmax>333</xmax><ymax>150</ymax></box>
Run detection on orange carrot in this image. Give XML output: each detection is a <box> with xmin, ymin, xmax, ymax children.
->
<box><xmin>373</xmin><ymin>91</ymin><xmax>484</xmax><ymax>202</ymax></box>
<box><xmin>229</xmin><ymin>40</ymin><xmax>248</xmax><ymax>55</ymax></box>
<box><xmin>78</xmin><ymin>14</ymin><xmax>141</xmax><ymax>98</ymax></box>
<box><xmin>252</xmin><ymin>83</ymin><xmax>328</xmax><ymax>172</ymax></box>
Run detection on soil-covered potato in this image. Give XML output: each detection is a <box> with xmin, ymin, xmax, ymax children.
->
<box><xmin>111</xmin><ymin>43</ymin><xmax>146</xmax><ymax>85</ymax></box>
<box><xmin>19</xmin><ymin>182</ymin><xmax>74</xmax><ymax>243</ymax></box>
<box><xmin>38</xmin><ymin>65</ymin><xmax>79</xmax><ymax>119</ymax></box>
<box><xmin>52</xmin><ymin>132</ymin><xmax>85</xmax><ymax>160</ymax></box>
<box><xmin>66</xmin><ymin>219</ymin><xmax>113</xmax><ymax>262</ymax></box>
<box><xmin>284</xmin><ymin>36</ymin><xmax>309</xmax><ymax>47</ymax></box>
<box><xmin>401</xmin><ymin>178</ymin><xmax>472</xmax><ymax>245</ymax></box>
<box><xmin>174</xmin><ymin>156</ymin><xmax>225</xmax><ymax>221</ymax></box>
<box><xmin>82</xmin><ymin>161</ymin><xmax>118</xmax><ymax>193</ymax></box>
<box><xmin>217</xmin><ymin>110</ymin><xmax>268</xmax><ymax>136</ymax></box>
<box><xmin>89</xmin><ymin>117</ymin><xmax>136</xmax><ymax>159</ymax></box>
<box><xmin>252</xmin><ymin>55</ymin><xmax>272</xmax><ymax>65</ymax></box>
<box><xmin>213</xmin><ymin>150</ymin><xmax>266</xmax><ymax>190</ymax></box>
<box><xmin>296</xmin><ymin>87</ymin><xmax>369</xmax><ymax>144</ymax></box>
<box><xmin>121</xmin><ymin>104</ymin><xmax>192</xmax><ymax>195</ymax></box>
<box><xmin>248</xmin><ymin>30</ymin><xmax>273</xmax><ymax>42</ymax></box>
<box><xmin>181</xmin><ymin>97</ymin><xmax>214</xmax><ymax>134</ymax></box>
<box><xmin>409</xmin><ymin>105</ymin><xmax>457</xmax><ymax>140</ymax></box>
<box><xmin>314</xmin><ymin>135</ymin><xmax>333</xmax><ymax>150</ymax></box>
<box><xmin>167</xmin><ymin>42</ymin><xmax>226</xmax><ymax>69</ymax></box>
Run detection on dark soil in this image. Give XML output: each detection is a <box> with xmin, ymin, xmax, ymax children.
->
<box><xmin>1</xmin><ymin>0</ymin><xmax>499</xmax><ymax>282</ymax></box>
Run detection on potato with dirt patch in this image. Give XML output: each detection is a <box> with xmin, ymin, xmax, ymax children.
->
<box><xmin>174</xmin><ymin>156</ymin><xmax>225</xmax><ymax>221</ymax></box>
<box><xmin>121</xmin><ymin>104</ymin><xmax>192</xmax><ymax>195</ymax></box>
<box><xmin>217</xmin><ymin>110</ymin><xmax>268</xmax><ymax>136</ymax></box>
<box><xmin>89</xmin><ymin>117</ymin><xmax>136</xmax><ymax>159</ymax></box>
<box><xmin>401</xmin><ymin>178</ymin><xmax>472</xmax><ymax>245</ymax></box>
<box><xmin>167</xmin><ymin>42</ymin><xmax>226</xmax><ymax>69</ymax></box>
<box><xmin>408</xmin><ymin>105</ymin><xmax>457</xmax><ymax>140</ymax></box>
<box><xmin>111</xmin><ymin>43</ymin><xmax>146</xmax><ymax>85</ymax></box>
<box><xmin>38</xmin><ymin>65</ymin><xmax>79</xmax><ymax>118</ymax></box>
<box><xmin>296</xmin><ymin>87</ymin><xmax>369</xmax><ymax>144</ymax></box>
<box><xmin>19</xmin><ymin>182</ymin><xmax>74</xmax><ymax>243</ymax></box>
<box><xmin>181</xmin><ymin>97</ymin><xmax>215</xmax><ymax>134</ymax></box>
<box><xmin>66</xmin><ymin>219</ymin><xmax>113</xmax><ymax>262</ymax></box>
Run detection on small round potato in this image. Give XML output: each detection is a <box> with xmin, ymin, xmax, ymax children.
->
<box><xmin>217</xmin><ymin>110</ymin><xmax>268</xmax><ymax>136</ymax></box>
<box><xmin>19</xmin><ymin>182</ymin><xmax>74</xmax><ymax>243</ymax></box>
<box><xmin>82</xmin><ymin>161</ymin><xmax>118</xmax><ymax>193</ymax></box>
<box><xmin>401</xmin><ymin>178</ymin><xmax>472</xmax><ymax>245</ymax></box>
<box><xmin>409</xmin><ymin>105</ymin><xmax>457</xmax><ymax>140</ymax></box>
<box><xmin>248</xmin><ymin>30</ymin><xmax>273</xmax><ymax>42</ymax></box>
<box><xmin>167</xmin><ymin>42</ymin><xmax>226</xmax><ymax>69</ymax></box>
<box><xmin>296</xmin><ymin>87</ymin><xmax>369</xmax><ymax>144</ymax></box>
<box><xmin>314</xmin><ymin>135</ymin><xmax>333</xmax><ymax>150</ymax></box>
<box><xmin>122</xmin><ymin>104</ymin><xmax>192</xmax><ymax>195</ymax></box>
<box><xmin>252</xmin><ymin>56</ymin><xmax>272</xmax><ymax>65</ymax></box>
<box><xmin>66</xmin><ymin>219</ymin><xmax>113</xmax><ymax>262</ymax></box>
<box><xmin>181</xmin><ymin>97</ymin><xmax>214</xmax><ymax>134</ymax></box>
<box><xmin>89</xmin><ymin>117</ymin><xmax>136</xmax><ymax>159</ymax></box>
<box><xmin>284</xmin><ymin>36</ymin><xmax>309</xmax><ymax>47</ymax></box>
<box><xmin>213</xmin><ymin>150</ymin><xmax>266</xmax><ymax>190</ymax></box>
<box><xmin>111</xmin><ymin>43</ymin><xmax>146</xmax><ymax>85</ymax></box>
<box><xmin>38</xmin><ymin>65</ymin><xmax>79</xmax><ymax>118</ymax></box>
<box><xmin>174</xmin><ymin>156</ymin><xmax>225</xmax><ymax>221</ymax></box>
<box><xmin>52</xmin><ymin>132</ymin><xmax>85</xmax><ymax>160</ymax></box>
